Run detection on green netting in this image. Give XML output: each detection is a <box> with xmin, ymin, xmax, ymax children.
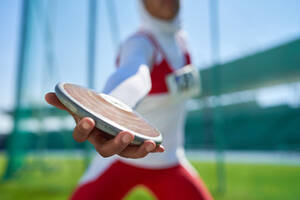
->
<box><xmin>3</xmin><ymin>0</ymin><xmax>91</xmax><ymax>179</ymax></box>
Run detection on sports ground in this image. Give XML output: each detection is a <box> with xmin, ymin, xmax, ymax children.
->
<box><xmin>0</xmin><ymin>154</ymin><xmax>299</xmax><ymax>200</ymax></box>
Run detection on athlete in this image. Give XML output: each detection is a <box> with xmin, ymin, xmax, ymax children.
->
<box><xmin>45</xmin><ymin>0</ymin><xmax>213</xmax><ymax>199</ymax></box>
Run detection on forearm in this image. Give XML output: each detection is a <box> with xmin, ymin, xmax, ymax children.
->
<box><xmin>103</xmin><ymin>64</ymin><xmax>151</xmax><ymax>108</ymax></box>
<box><xmin>102</xmin><ymin>35</ymin><xmax>154</xmax><ymax>108</ymax></box>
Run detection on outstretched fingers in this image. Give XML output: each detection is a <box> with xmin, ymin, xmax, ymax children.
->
<box><xmin>87</xmin><ymin>130</ymin><xmax>164</xmax><ymax>159</ymax></box>
<box><xmin>90</xmin><ymin>131</ymin><xmax>135</xmax><ymax>158</ymax></box>
<box><xmin>119</xmin><ymin>140</ymin><xmax>164</xmax><ymax>158</ymax></box>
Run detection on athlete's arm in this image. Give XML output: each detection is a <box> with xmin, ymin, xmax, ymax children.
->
<box><xmin>103</xmin><ymin>35</ymin><xmax>154</xmax><ymax>108</ymax></box>
<box><xmin>44</xmin><ymin>35</ymin><xmax>164</xmax><ymax>159</ymax></box>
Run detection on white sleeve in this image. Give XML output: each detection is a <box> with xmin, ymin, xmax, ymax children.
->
<box><xmin>102</xmin><ymin>35</ymin><xmax>154</xmax><ymax>108</ymax></box>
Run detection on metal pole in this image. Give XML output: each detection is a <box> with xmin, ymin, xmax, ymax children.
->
<box><xmin>209</xmin><ymin>0</ymin><xmax>226</xmax><ymax>194</ymax></box>
<box><xmin>88</xmin><ymin>0</ymin><xmax>98</xmax><ymax>89</ymax></box>
<box><xmin>84</xmin><ymin>0</ymin><xmax>98</xmax><ymax>166</ymax></box>
<box><xmin>105</xmin><ymin>0</ymin><xmax>120</xmax><ymax>51</ymax></box>
<box><xmin>3</xmin><ymin>0</ymin><xmax>31</xmax><ymax>180</ymax></box>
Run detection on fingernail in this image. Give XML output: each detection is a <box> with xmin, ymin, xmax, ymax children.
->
<box><xmin>122</xmin><ymin>134</ymin><xmax>132</xmax><ymax>144</ymax></box>
<box><xmin>159</xmin><ymin>147</ymin><xmax>165</xmax><ymax>152</ymax></box>
<box><xmin>146</xmin><ymin>143</ymin><xmax>155</xmax><ymax>152</ymax></box>
<box><xmin>82</xmin><ymin>122</ymin><xmax>91</xmax><ymax>130</ymax></box>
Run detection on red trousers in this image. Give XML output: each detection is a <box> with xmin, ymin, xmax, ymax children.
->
<box><xmin>71</xmin><ymin>160</ymin><xmax>213</xmax><ymax>200</ymax></box>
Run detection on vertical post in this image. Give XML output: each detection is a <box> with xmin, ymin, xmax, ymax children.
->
<box><xmin>88</xmin><ymin>0</ymin><xmax>97</xmax><ymax>89</ymax></box>
<box><xmin>105</xmin><ymin>0</ymin><xmax>120</xmax><ymax>51</ymax></box>
<box><xmin>84</xmin><ymin>0</ymin><xmax>98</xmax><ymax>166</ymax></box>
<box><xmin>3</xmin><ymin>0</ymin><xmax>31</xmax><ymax>180</ymax></box>
<box><xmin>209</xmin><ymin>0</ymin><xmax>226</xmax><ymax>194</ymax></box>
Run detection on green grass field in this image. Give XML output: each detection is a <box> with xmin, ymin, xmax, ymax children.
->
<box><xmin>0</xmin><ymin>155</ymin><xmax>299</xmax><ymax>200</ymax></box>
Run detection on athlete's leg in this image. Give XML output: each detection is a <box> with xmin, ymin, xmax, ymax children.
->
<box><xmin>70</xmin><ymin>157</ymin><xmax>142</xmax><ymax>200</ymax></box>
<box><xmin>144</xmin><ymin>164</ymin><xmax>213</xmax><ymax>200</ymax></box>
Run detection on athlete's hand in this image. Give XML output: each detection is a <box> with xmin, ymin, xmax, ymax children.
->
<box><xmin>45</xmin><ymin>92</ymin><xmax>164</xmax><ymax>158</ymax></box>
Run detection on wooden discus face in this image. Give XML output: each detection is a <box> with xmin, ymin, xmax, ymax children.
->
<box><xmin>63</xmin><ymin>83</ymin><xmax>160</xmax><ymax>137</ymax></box>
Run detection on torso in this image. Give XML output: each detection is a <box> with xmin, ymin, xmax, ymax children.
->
<box><xmin>120</xmin><ymin>30</ymin><xmax>192</xmax><ymax>168</ymax></box>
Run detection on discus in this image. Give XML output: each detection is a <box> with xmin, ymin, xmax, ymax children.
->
<box><xmin>55</xmin><ymin>82</ymin><xmax>162</xmax><ymax>145</ymax></box>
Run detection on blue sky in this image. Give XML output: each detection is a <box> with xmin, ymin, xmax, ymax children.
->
<box><xmin>1</xmin><ymin>0</ymin><xmax>300</xmax><ymax>111</ymax></box>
